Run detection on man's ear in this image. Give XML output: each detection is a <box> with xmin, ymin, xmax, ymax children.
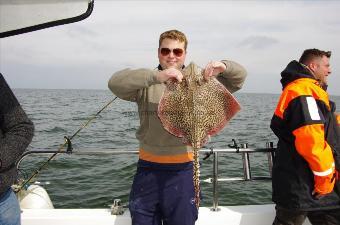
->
<box><xmin>308</xmin><ymin>62</ymin><xmax>317</xmax><ymax>73</ymax></box>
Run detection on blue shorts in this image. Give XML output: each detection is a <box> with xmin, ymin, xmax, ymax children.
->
<box><xmin>129</xmin><ymin>160</ymin><xmax>198</xmax><ymax>225</ymax></box>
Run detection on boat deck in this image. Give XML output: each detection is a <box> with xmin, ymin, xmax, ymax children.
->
<box><xmin>21</xmin><ymin>205</ymin><xmax>311</xmax><ymax>225</ymax></box>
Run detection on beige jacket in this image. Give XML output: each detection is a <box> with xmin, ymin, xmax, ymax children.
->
<box><xmin>108</xmin><ymin>60</ymin><xmax>247</xmax><ymax>163</ymax></box>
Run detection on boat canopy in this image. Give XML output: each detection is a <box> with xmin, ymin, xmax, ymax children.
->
<box><xmin>0</xmin><ymin>0</ymin><xmax>94</xmax><ymax>38</ymax></box>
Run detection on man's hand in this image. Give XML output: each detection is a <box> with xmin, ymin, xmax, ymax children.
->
<box><xmin>312</xmin><ymin>169</ymin><xmax>338</xmax><ymax>200</ymax></box>
<box><xmin>312</xmin><ymin>190</ymin><xmax>327</xmax><ymax>200</ymax></box>
<box><xmin>203</xmin><ymin>61</ymin><xmax>227</xmax><ymax>80</ymax></box>
<box><xmin>157</xmin><ymin>68</ymin><xmax>183</xmax><ymax>83</ymax></box>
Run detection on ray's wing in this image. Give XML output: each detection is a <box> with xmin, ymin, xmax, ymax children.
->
<box><xmin>201</xmin><ymin>78</ymin><xmax>241</xmax><ymax>137</ymax></box>
<box><xmin>158</xmin><ymin>82</ymin><xmax>192</xmax><ymax>139</ymax></box>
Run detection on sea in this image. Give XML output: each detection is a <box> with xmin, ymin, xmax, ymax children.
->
<box><xmin>13</xmin><ymin>89</ymin><xmax>340</xmax><ymax>209</ymax></box>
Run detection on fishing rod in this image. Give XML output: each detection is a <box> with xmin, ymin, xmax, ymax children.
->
<box><xmin>15</xmin><ymin>96</ymin><xmax>118</xmax><ymax>193</ymax></box>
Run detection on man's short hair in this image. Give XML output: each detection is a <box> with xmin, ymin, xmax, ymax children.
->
<box><xmin>159</xmin><ymin>30</ymin><xmax>188</xmax><ymax>50</ymax></box>
<box><xmin>299</xmin><ymin>48</ymin><xmax>331</xmax><ymax>64</ymax></box>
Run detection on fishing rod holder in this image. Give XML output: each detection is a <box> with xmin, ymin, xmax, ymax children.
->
<box><xmin>64</xmin><ymin>136</ymin><xmax>73</xmax><ymax>154</ymax></box>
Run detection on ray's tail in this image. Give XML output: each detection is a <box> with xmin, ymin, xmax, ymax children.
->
<box><xmin>193</xmin><ymin>147</ymin><xmax>200</xmax><ymax>208</ymax></box>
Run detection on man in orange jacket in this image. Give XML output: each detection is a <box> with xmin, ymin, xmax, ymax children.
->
<box><xmin>271</xmin><ymin>49</ymin><xmax>340</xmax><ymax>224</ymax></box>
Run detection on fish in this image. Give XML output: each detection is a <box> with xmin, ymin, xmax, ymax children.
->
<box><xmin>158</xmin><ymin>62</ymin><xmax>241</xmax><ymax>207</ymax></box>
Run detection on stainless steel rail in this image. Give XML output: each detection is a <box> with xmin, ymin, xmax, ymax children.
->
<box><xmin>17</xmin><ymin>143</ymin><xmax>276</xmax><ymax>211</ymax></box>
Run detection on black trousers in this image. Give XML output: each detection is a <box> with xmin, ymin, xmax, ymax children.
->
<box><xmin>273</xmin><ymin>207</ymin><xmax>340</xmax><ymax>225</ymax></box>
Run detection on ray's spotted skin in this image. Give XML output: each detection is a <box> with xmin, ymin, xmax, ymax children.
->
<box><xmin>158</xmin><ymin>62</ymin><xmax>241</xmax><ymax>207</ymax></box>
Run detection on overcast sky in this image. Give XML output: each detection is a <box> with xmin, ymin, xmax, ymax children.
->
<box><xmin>1</xmin><ymin>0</ymin><xmax>340</xmax><ymax>95</ymax></box>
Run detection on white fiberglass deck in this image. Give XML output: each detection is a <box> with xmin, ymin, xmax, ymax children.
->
<box><xmin>21</xmin><ymin>205</ymin><xmax>311</xmax><ymax>225</ymax></box>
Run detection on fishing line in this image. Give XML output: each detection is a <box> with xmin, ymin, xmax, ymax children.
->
<box><xmin>15</xmin><ymin>96</ymin><xmax>118</xmax><ymax>193</ymax></box>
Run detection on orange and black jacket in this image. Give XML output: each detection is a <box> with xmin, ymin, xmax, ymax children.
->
<box><xmin>270</xmin><ymin>60</ymin><xmax>340</xmax><ymax>210</ymax></box>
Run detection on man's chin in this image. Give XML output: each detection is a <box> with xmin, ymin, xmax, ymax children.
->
<box><xmin>166</xmin><ymin>64</ymin><xmax>181</xmax><ymax>69</ymax></box>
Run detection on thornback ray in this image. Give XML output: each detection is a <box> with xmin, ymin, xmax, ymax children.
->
<box><xmin>157</xmin><ymin>62</ymin><xmax>241</xmax><ymax>207</ymax></box>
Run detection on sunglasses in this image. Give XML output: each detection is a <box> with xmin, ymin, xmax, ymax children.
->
<box><xmin>160</xmin><ymin>48</ymin><xmax>184</xmax><ymax>57</ymax></box>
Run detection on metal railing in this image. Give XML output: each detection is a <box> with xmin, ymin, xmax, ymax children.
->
<box><xmin>17</xmin><ymin>142</ymin><xmax>276</xmax><ymax>212</ymax></box>
<box><xmin>201</xmin><ymin>142</ymin><xmax>275</xmax><ymax>211</ymax></box>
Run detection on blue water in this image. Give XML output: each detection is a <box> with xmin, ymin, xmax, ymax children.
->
<box><xmin>14</xmin><ymin>89</ymin><xmax>340</xmax><ymax>208</ymax></box>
